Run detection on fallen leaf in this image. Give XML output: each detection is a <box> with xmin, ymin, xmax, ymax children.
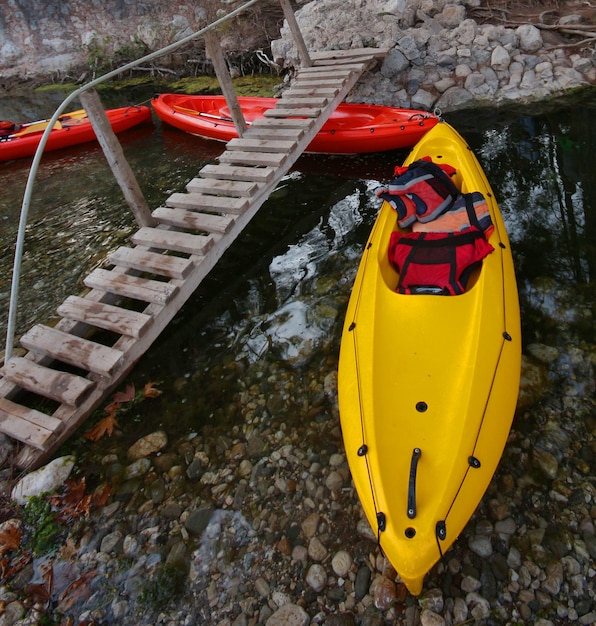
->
<box><xmin>143</xmin><ymin>381</ymin><xmax>162</xmax><ymax>398</ymax></box>
<box><xmin>57</xmin><ymin>570</ymin><xmax>95</xmax><ymax>612</ymax></box>
<box><xmin>92</xmin><ymin>483</ymin><xmax>111</xmax><ymax>507</ymax></box>
<box><xmin>0</xmin><ymin>520</ymin><xmax>22</xmax><ymax>555</ymax></box>
<box><xmin>0</xmin><ymin>552</ymin><xmax>32</xmax><ymax>579</ymax></box>
<box><xmin>83</xmin><ymin>414</ymin><xmax>118</xmax><ymax>441</ymax></box>
<box><xmin>50</xmin><ymin>479</ymin><xmax>91</xmax><ymax>521</ymax></box>
<box><xmin>26</xmin><ymin>560</ymin><xmax>53</xmax><ymax>607</ymax></box>
<box><xmin>111</xmin><ymin>383</ymin><xmax>135</xmax><ymax>404</ymax></box>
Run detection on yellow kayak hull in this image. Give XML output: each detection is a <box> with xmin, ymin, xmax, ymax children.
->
<box><xmin>338</xmin><ymin>121</ymin><xmax>521</xmax><ymax>595</ymax></box>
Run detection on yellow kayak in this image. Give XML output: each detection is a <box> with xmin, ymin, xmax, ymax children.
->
<box><xmin>338</xmin><ymin>121</ymin><xmax>521</xmax><ymax>595</ymax></box>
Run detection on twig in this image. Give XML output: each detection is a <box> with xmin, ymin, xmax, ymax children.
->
<box><xmin>545</xmin><ymin>36</ymin><xmax>596</xmax><ymax>49</ymax></box>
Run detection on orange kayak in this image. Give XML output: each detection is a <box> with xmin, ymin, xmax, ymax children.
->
<box><xmin>0</xmin><ymin>105</ymin><xmax>153</xmax><ymax>162</ymax></box>
<box><xmin>151</xmin><ymin>94</ymin><xmax>439</xmax><ymax>154</ymax></box>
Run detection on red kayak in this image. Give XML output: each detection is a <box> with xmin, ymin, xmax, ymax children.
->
<box><xmin>151</xmin><ymin>94</ymin><xmax>438</xmax><ymax>154</ymax></box>
<box><xmin>0</xmin><ymin>105</ymin><xmax>153</xmax><ymax>162</ymax></box>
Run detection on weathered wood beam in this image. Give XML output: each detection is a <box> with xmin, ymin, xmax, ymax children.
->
<box><xmin>79</xmin><ymin>90</ymin><xmax>155</xmax><ymax>228</ymax></box>
<box><xmin>204</xmin><ymin>29</ymin><xmax>247</xmax><ymax>138</ymax></box>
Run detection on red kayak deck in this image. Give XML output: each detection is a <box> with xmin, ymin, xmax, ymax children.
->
<box><xmin>0</xmin><ymin>105</ymin><xmax>153</xmax><ymax>162</ymax></box>
<box><xmin>152</xmin><ymin>94</ymin><xmax>438</xmax><ymax>154</ymax></box>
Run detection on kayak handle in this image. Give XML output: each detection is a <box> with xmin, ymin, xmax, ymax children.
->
<box><xmin>407</xmin><ymin>447</ymin><xmax>422</xmax><ymax>519</ymax></box>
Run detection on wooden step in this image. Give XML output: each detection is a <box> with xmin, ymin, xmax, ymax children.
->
<box><xmin>250</xmin><ymin>118</ymin><xmax>314</xmax><ymax>129</ymax></box>
<box><xmin>166</xmin><ymin>192</ymin><xmax>249</xmax><ymax>214</ymax></box>
<box><xmin>20</xmin><ymin>325</ymin><xmax>124</xmax><ymax>377</ymax></box>
<box><xmin>198</xmin><ymin>163</ymin><xmax>275</xmax><ymax>183</ymax></box>
<box><xmin>297</xmin><ymin>63</ymin><xmax>364</xmax><ymax>75</ymax></box>
<box><xmin>57</xmin><ymin>296</ymin><xmax>153</xmax><ymax>339</ymax></box>
<box><xmin>292</xmin><ymin>78</ymin><xmax>346</xmax><ymax>88</ymax></box>
<box><xmin>132</xmin><ymin>227</ymin><xmax>215</xmax><ymax>255</ymax></box>
<box><xmin>108</xmin><ymin>246</ymin><xmax>194</xmax><ymax>280</ymax></box>
<box><xmin>263</xmin><ymin>107</ymin><xmax>322</xmax><ymax>119</ymax></box>
<box><xmin>0</xmin><ymin>398</ymin><xmax>62</xmax><ymax>449</ymax></box>
<box><xmin>186</xmin><ymin>178</ymin><xmax>261</xmax><ymax>198</ymax></box>
<box><xmin>85</xmin><ymin>269</ymin><xmax>179</xmax><ymax>305</ymax></box>
<box><xmin>226</xmin><ymin>138</ymin><xmax>297</xmax><ymax>153</ymax></box>
<box><xmin>282</xmin><ymin>87</ymin><xmax>340</xmax><ymax>98</ymax></box>
<box><xmin>245</xmin><ymin>126</ymin><xmax>305</xmax><ymax>141</ymax></box>
<box><xmin>152</xmin><ymin>207</ymin><xmax>235</xmax><ymax>234</ymax></box>
<box><xmin>310</xmin><ymin>47</ymin><xmax>390</xmax><ymax>62</ymax></box>
<box><xmin>1</xmin><ymin>356</ymin><xmax>96</xmax><ymax>406</ymax></box>
<box><xmin>218</xmin><ymin>151</ymin><xmax>288</xmax><ymax>168</ymax></box>
<box><xmin>276</xmin><ymin>97</ymin><xmax>329</xmax><ymax>108</ymax></box>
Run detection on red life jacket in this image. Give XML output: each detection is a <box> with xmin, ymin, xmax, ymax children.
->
<box><xmin>376</xmin><ymin>158</ymin><xmax>459</xmax><ymax>228</ymax></box>
<box><xmin>388</xmin><ymin>227</ymin><xmax>494</xmax><ymax>295</ymax></box>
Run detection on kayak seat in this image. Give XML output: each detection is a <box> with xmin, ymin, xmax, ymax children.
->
<box><xmin>388</xmin><ymin>227</ymin><xmax>494</xmax><ymax>295</ymax></box>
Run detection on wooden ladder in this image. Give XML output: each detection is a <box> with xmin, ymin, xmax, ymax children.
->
<box><xmin>0</xmin><ymin>47</ymin><xmax>389</xmax><ymax>469</ymax></box>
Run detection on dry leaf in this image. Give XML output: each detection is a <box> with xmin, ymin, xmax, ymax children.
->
<box><xmin>83</xmin><ymin>414</ymin><xmax>118</xmax><ymax>441</ymax></box>
<box><xmin>92</xmin><ymin>483</ymin><xmax>111</xmax><ymax>507</ymax></box>
<box><xmin>111</xmin><ymin>383</ymin><xmax>135</xmax><ymax>404</ymax></box>
<box><xmin>27</xmin><ymin>560</ymin><xmax>53</xmax><ymax>607</ymax></box>
<box><xmin>50</xmin><ymin>479</ymin><xmax>91</xmax><ymax>521</ymax></box>
<box><xmin>57</xmin><ymin>570</ymin><xmax>95</xmax><ymax>612</ymax></box>
<box><xmin>0</xmin><ymin>552</ymin><xmax>31</xmax><ymax>579</ymax></box>
<box><xmin>0</xmin><ymin>520</ymin><xmax>22</xmax><ymax>555</ymax></box>
<box><xmin>143</xmin><ymin>381</ymin><xmax>162</xmax><ymax>398</ymax></box>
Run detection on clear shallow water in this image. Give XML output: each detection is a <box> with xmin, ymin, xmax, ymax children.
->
<box><xmin>0</xmin><ymin>86</ymin><xmax>594</xmax><ymax>446</ymax></box>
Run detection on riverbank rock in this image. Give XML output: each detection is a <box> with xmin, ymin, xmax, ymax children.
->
<box><xmin>11</xmin><ymin>455</ymin><xmax>76</xmax><ymax>504</ymax></box>
<box><xmin>272</xmin><ymin>0</ymin><xmax>595</xmax><ymax>111</ymax></box>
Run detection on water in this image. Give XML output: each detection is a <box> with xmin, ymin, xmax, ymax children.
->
<box><xmin>0</xmin><ymin>86</ymin><xmax>594</xmax><ymax>450</ymax></box>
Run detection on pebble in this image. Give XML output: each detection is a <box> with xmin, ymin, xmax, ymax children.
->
<box><xmin>331</xmin><ymin>550</ymin><xmax>352</xmax><ymax>577</ymax></box>
<box><xmin>266</xmin><ymin>603</ymin><xmax>309</xmax><ymax>626</ymax></box>
<box><xmin>308</xmin><ymin>536</ymin><xmax>328</xmax><ymax>562</ymax></box>
<box><xmin>371</xmin><ymin>575</ymin><xmax>397</xmax><ymax>611</ymax></box>
<box><xmin>305</xmin><ymin>563</ymin><xmax>327</xmax><ymax>592</ymax></box>
<box><xmin>420</xmin><ymin>610</ymin><xmax>445</xmax><ymax>626</ymax></box>
<box><xmin>468</xmin><ymin>534</ymin><xmax>493</xmax><ymax>558</ymax></box>
<box><xmin>127</xmin><ymin>431</ymin><xmax>168</xmax><ymax>460</ymax></box>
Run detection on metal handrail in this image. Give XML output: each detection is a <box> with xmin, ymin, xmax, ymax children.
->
<box><xmin>4</xmin><ymin>0</ymin><xmax>266</xmax><ymax>362</ymax></box>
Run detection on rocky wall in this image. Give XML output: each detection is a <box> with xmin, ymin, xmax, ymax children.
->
<box><xmin>271</xmin><ymin>0</ymin><xmax>596</xmax><ymax>111</ymax></box>
<box><xmin>0</xmin><ymin>0</ymin><xmax>213</xmax><ymax>86</ymax></box>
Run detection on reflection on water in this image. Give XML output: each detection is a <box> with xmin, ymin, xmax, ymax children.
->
<box><xmin>0</xmin><ymin>87</ymin><xmax>594</xmax><ymax>443</ymax></box>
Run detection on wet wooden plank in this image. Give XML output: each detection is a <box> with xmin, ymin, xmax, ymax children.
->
<box><xmin>296</xmin><ymin>66</ymin><xmax>359</xmax><ymax>77</ymax></box>
<box><xmin>276</xmin><ymin>97</ymin><xmax>329</xmax><ymax>108</ymax></box>
<box><xmin>1</xmin><ymin>357</ymin><xmax>95</xmax><ymax>406</ymax></box>
<box><xmin>198</xmin><ymin>163</ymin><xmax>275</xmax><ymax>183</ymax></box>
<box><xmin>226</xmin><ymin>138</ymin><xmax>297</xmax><ymax>153</ymax></box>
<box><xmin>166</xmin><ymin>192</ymin><xmax>249</xmax><ymax>214</ymax></box>
<box><xmin>84</xmin><ymin>269</ymin><xmax>178</xmax><ymax>305</ymax></box>
<box><xmin>0</xmin><ymin>399</ymin><xmax>60</xmax><ymax>449</ymax></box>
<box><xmin>246</xmin><ymin>126</ymin><xmax>305</xmax><ymax>141</ymax></box>
<box><xmin>20</xmin><ymin>325</ymin><xmax>124</xmax><ymax>377</ymax></box>
<box><xmin>218</xmin><ymin>150</ymin><xmax>288</xmax><ymax>168</ymax></box>
<box><xmin>152</xmin><ymin>207</ymin><xmax>235</xmax><ymax>234</ymax></box>
<box><xmin>186</xmin><ymin>178</ymin><xmax>261</xmax><ymax>198</ymax></box>
<box><xmin>310</xmin><ymin>47</ymin><xmax>391</xmax><ymax>62</ymax></box>
<box><xmin>132</xmin><ymin>227</ymin><xmax>215</xmax><ymax>255</ymax></box>
<box><xmin>108</xmin><ymin>246</ymin><xmax>194</xmax><ymax>280</ymax></box>
<box><xmin>282</xmin><ymin>87</ymin><xmax>340</xmax><ymax>98</ymax></box>
<box><xmin>263</xmin><ymin>107</ymin><xmax>322</xmax><ymax>119</ymax></box>
<box><xmin>57</xmin><ymin>296</ymin><xmax>153</xmax><ymax>339</ymax></box>
<box><xmin>249</xmin><ymin>117</ymin><xmax>314</xmax><ymax>130</ymax></box>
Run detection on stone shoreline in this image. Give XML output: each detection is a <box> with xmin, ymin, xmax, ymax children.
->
<box><xmin>1</xmin><ymin>331</ymin><xmax>594</xmax><ymax>625</ymax></box>
<box><xmin>272</xmin><ymin>0</ymin><xmax>595</xmax><ymax>112</ymax></box>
